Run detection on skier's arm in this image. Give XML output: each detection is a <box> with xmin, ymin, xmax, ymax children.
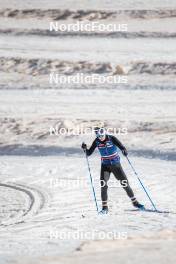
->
<box><xmin>111</xmin><ymin>135</ymin><xmax>128</xmax><ymax>156</ymax></box>
<box><xmin>81</xmin><ymin>140</ymin><xmax>97</xmax><ymax>156</ymax></box>
<box><xmin>86</xmin><ymin>139</ymin><xmax>97</xmax><ymax>156</ymax></box>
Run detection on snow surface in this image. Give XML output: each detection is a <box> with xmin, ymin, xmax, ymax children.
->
<box><xmin>0</xmin><ymin>0</ymin><xmax>176</xmax><ymax>263</ymax></box>
<box><xmin>0</xmin><ymin>156</ymin><xmax>176</xmax><ymax>262</ymax></box>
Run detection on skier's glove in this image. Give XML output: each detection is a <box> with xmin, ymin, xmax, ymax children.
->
<box><xmin>122</xmin><ymin>148</ymin><xmax>128</xmax><ymax>156</ymax></box>
<box><xmin>81</xmin><ymin>142</ymin><xmax>87</xmax><ymax>152</ymax></box>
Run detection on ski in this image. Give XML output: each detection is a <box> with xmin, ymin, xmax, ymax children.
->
<box><xmin>125</xmin><ymin>208</ymin><xmax>173</xmax><ymax>214</ymax></box>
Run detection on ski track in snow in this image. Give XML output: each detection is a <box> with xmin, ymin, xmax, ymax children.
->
<box><xmin>0</xmin><ymin>182</ymin><xmax>46</xmax><ymax>226</ymax></box>
<box><xmin>0</xmin><ymin>155</ymin><xmax>176</xmax><ymax>261</ymax></box>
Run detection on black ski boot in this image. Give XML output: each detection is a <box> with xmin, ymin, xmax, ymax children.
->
<box><xmin>133</xmin><ymin>201</ymin><xmax>145</xmax><ymax>210</ymax></box>
<box><xmin>99</xmin><ymin>206</ymin><xmax>109</xmax><ymax>215</ymax></box>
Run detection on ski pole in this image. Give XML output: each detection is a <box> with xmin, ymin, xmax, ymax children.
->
<box><xmin>126</xmin><ymin>156</ymin><xmax>158</xmax><ymax>211</ymax></box>
<box><xmin>83</xmin><ymin>149</ymin><xmax>99</xmax><ymax>213</ymax></box>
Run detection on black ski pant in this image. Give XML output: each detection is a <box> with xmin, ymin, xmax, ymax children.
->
<box><xmin>100</xmin><ymin>163</ymin><xmax>134</xmax><ymax>204</ymax></box>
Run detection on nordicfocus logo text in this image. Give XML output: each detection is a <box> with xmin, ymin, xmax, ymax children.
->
<box><xmin>49</xmin><ymin>73</ymin><xmax>127</xmax><ymax>85</ymax></box>
<box><xmin>50</xmin><ymin>21</ymin><xmax>128</xmax><ymax>32</ymax></box>
<box><xmin>49</xmin><ymin>125</ymin><xmax>128</xmax><ymax>137</ymax></box>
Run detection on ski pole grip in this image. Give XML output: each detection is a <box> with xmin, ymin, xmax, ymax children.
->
<box><xmin>81</xmin><ymin>142</ymin><xmax>87</xmax><ymax>152</ymax></box>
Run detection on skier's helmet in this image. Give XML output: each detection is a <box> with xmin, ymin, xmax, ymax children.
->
<box><xmin>94</xmin><ymin>127</ymin><xmax>106</xmax><ymax>139</ymax></box>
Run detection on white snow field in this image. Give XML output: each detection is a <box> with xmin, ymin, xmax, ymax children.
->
<box><xmin>0</xmin><ymin>0</ymin><xmax>176</xmax><ymax>263</ymax></box>
<box><xmin>0</xmin><ymin>88</ymin><xmax>176</xmax><ymax>264</ymax></box>
<box><xmin>0</xmin><ymin>155</ymin><xmax>176</xmax><ymax>264</ymax></box>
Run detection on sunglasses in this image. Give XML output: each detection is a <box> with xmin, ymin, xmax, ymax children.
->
<box><xmin>95</xmin><ymin>128</ymin><xmax>106</xmax><ymax>138</ymax></box>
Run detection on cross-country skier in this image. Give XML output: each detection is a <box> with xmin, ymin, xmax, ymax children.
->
<box><xmin>82</xmin><ymin>127</ymin><xmax>144</xmax><ymax>214</ymax></box>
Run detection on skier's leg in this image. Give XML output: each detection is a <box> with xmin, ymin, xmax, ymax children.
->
<box><xmin>111</xmin><ymin>163</ymin><xmax>134</xmax><ymax>198</ymax></box>
<box><xmin>100</xmin><ymin>165</ymin><xmax>110</xmax><ymax>210</ymax></box>
<box><xmin>112</xmin><ymin>164</ymin><xmax>144</xmax><ymax>209</ymax></box>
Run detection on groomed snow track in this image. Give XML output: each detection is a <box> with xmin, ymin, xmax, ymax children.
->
<box><xmin>0</xmin><ymin>182</ymin><xmax>46</xmax><ymax>226</ymax></box>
